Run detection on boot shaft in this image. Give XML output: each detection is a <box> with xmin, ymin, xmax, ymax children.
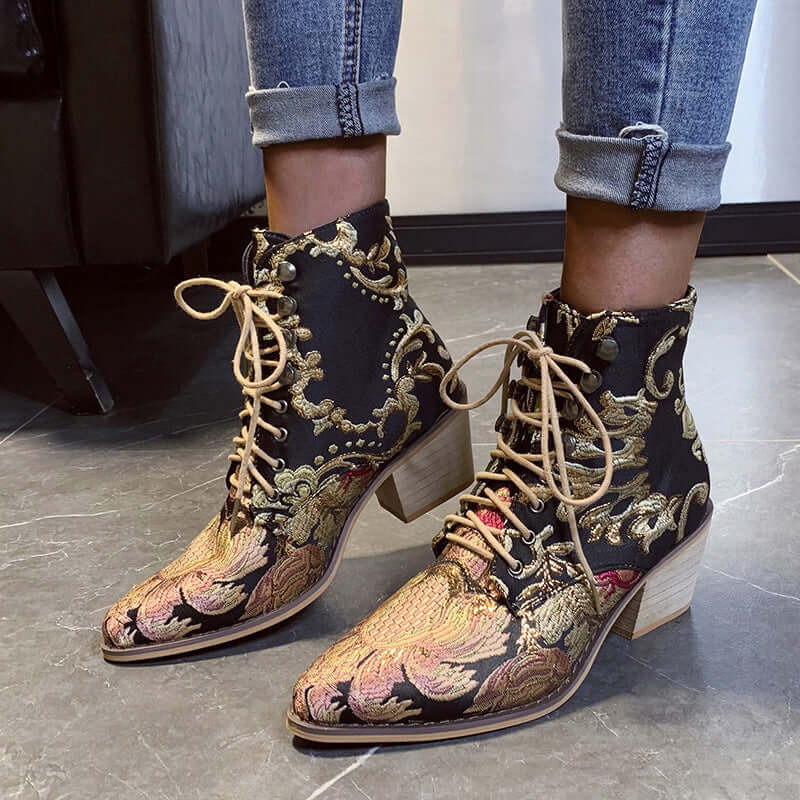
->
<box><xmin>242</xmin><ymin>201</ymin><xmax>456</xmax><ymax>517</ymax></box>
<box><xmin>491</xmin><ymin>289</ymin><xmax>711</xmax><ymax>612</ymax></box>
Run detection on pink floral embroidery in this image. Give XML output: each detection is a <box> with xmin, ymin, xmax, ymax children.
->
<box><xmin>594</xmin><ymin>569</ymin><xmax>641</xmax><ymax>601</ymax></box>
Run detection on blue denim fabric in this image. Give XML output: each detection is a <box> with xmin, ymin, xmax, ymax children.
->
<box><xmin>243</xmin><ymin>0</ymin><xmax>756</xmax><ymax>211</ymax></box>
<box><xmin>243</xmin><ymin>0</ymin><xmax>402</xmax><ymax>146</ymax></box>
<box><xmin>556</xmin><ymin>0</ymin><xmax>757</xmax><ymax>210</ymax></box>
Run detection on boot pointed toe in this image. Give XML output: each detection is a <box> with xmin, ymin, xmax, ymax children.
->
<box><xmin>101</xmin><ymin>202</ymin><xmax>470</xmax><ymax>662</ymax></box>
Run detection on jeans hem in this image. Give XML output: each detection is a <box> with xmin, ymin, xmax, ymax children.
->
<box><xmin>554</xmin><ymin>127</ymin><xmax>731</xmax><ymax>212</ymax></box>
<box><xmin>246</xmin><ymin>77</ymin><xmax>401</xmax><ymax>147</ymax></box>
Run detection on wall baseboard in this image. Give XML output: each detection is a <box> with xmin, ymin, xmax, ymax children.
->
<box><xmin>393</xmin><ymin>201</ymin><xmax>800</xmax><ymax>265</ymax></box>
<box><xmin>237</xmin><ymin>202</ymin><xmax>800</xmax><ymax>266</ymax></box>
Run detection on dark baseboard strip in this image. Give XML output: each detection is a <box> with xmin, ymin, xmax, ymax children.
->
<box><xmin>237</xmin><ymin>201</ymin><xmax>800</xmax><ymax>266</ymax></box>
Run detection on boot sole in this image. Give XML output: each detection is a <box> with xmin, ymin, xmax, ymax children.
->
<box><xmin>101</xmin><ymin>409</ymin><xmax>474</xmax><ymax>663</ymax></box>
<box><xmin>285</xmin><ymin>505</ymin><xmax>713</xmax><ymax>744</ymax></box>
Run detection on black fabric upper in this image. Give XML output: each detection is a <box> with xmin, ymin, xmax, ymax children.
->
<box><xmin>480</xmin><ymin>289</ymin><xmax>711</xmax><ymax>614</ymax></box>
<box><xmin>243</xmin><ymin>200</ymin><xmax>455</xmax><ymax>522</ymax></box>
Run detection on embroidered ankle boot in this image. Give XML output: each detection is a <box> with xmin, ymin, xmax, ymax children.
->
<box><xmin>288</xmin><ymin>288</ymin><xmax>712</xmax><ymax>743</ymax></box>
<box><xmin>101</xmin><ymin>201</ymin><xmax>473</xmax><ymax>661</ymax></box>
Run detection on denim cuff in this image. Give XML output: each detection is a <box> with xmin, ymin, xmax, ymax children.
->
<box><xmin>554</xmin><ymin>126</ymin><xmax>732</xmax><ymax>212</ymax></box>
<box><xmin>246</xmin><ymin>77</ymin><xmax>401</xmax><ymax>148</ymax></box>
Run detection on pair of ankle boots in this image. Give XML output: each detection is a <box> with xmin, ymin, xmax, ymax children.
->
<box><xmin>102</xmin><ymin>201</ymin><xmax>712</xmax><ymax>744</ymax></box>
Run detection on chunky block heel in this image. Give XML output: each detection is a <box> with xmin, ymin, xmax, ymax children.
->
<box><xmin>613</xmin><ymin>520</ymin><xmax>711</xmax><ymax>640</ymax></box>
<box><xmin>376</xmin><ymin>410</ymin><xmax>474</xmax><ymax>523</ymax></box>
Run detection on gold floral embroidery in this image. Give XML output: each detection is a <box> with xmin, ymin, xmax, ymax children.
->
<box><xmin>591</xmin><ymin>316</ymin><xmax>618</xmax><ymax>340</ymax></box>
<box><xmin>644</xmin><ymin>315</ymin><xmax>706</xmax><ymax>463</ymax></box>
<box><xmin>103</xmin><ymin>509</ymin><xmax>272</xmax><ymax>643</ymax></box>
<box><xmin>391</xmin><ymin>311</ymin><xmax>448</xmax><ymax>383</ymax></box>
<box><xmin>578</xmin><ymin>472</ymin><xmax>682</xmax><ymax>552</ymax></box>
<box><xmin>256</xmin><ymin>219</ymin><xmax>409</xmax><ymax>309</ymax></box>
<box><xmin>289</xmin><ymin>343</ymin><xmax>423</xmax><ymax>441</ymax></box>
<box><xmin>556</xmin><ymin>304</ymin><xmax>581</xmax><ymax>339</ymax></box>
<box><xmin>644</xmin><ymin>325</ymin><xmax>680</xmax><ymax>399</ymax></box>
<box><xmin>293</xmin><ymin>562</ymin><xmax>512</xmax><ymax>724</ymax></box>
<box><xmin>519</xmin><ymin>582</ymin><xmax>597</xmax><ymax>661</ymax></box>
<box><xmin>566</xmin><ymin>389</ymin><xmax>656</xmax><ymax>496</ymax></box>
<box><xmin>676</xmin><ymin>482</ymin><xmax>709</xmax><ymax>542</ymax></box>
<box><xmin>272</xmin><ymin>466</ymin><xmax>318</xmax><ymax>514</ymax></box>
<box><xmin>562</xmin><ymin>383</ymin><xmax>680</xmax><ymax>555</ymax></box>
<box><xmin>589</xmin><ymin>311</ymin><xmax>639</xmax><ymax>340</ymax></box>
<box><xmin>675</xmin><ymin>368</ymin><xmax>705</xmax><ymax>461</ymax></box>
<box><xmin>281</xmin><ymin>466</ymin><xmax>376</xmax><ymax>552</ymax></box>
<box><xmin>104</xmin><ymin>211</ymin><xmax>458</xmax><ymax>655</ymax></box>
<box><xmin>251</xmin><ymin>228</ymin><xmax>271</xmax><ymax>268</ymax></box>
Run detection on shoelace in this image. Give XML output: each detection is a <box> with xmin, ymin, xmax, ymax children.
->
<box><xmin>174</xmin><ymin>278</ymin><xmax>290</xmax><ymax>506</ymax></box>
<box><xmin>440</xmin><ymin>329</ymin><xmax>614</xmax><ymax>612</ymax></box>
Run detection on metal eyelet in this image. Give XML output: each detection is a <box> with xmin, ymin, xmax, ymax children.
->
<box><xmin>579</xmin><ymin>369</ymin><xmax>603</xmax><ymax>393</ymax></box>
<box><xmin>274</xmin><ymin>458</ymin><xmax>286</xmax><ymax>471</ymax></box>
<box><xmin>274</xmin><ymin>427</ymin><xmax>288</xmax><ymax>442</ymax></box>
<box><xmin>596</xmin><ymin>336</ymin><xmax>619</xmax><ymax>362</ymax></box>
<box><xmin>562</xmin><ymin>397</ymin><xmax>581</xmax><ymax>421</ymax></box>
<box><xmin>275</xmin><ymin>399</ymin><xmax>288</xmax><ymax>414</ymax></box>
<box><xmin>521</xmin><ymin>530</ymin><xmax>535</xmax><ymax>545</ymax></box>
<box><xmin>277</xmin><ymin>260</ymin><xmax>297</xmax><ymax>282</ymax></box>
<box><xmin>530</xmin><ymin>498</ymin><xmax>545</xmax><ymax>513</ymax></box>
<box><xmin>276</xmin><ymin>295</ymin><xmax>297</xmax><ymax>317</ymax></box>
<box><xmin>278</xmin><ymin>364</ymin><xmax>297</xmax><ymax>386</ymax></box>
<box><xmin>507</xmin><ymin>560</ymin><xmax>524</xmax><ymax>578</ymax></box>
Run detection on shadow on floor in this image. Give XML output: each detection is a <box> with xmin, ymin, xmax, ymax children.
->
<box><xmin>0</xmin><ymin>265</ymin><xmax>244</xmax><ymax>438</ymax></box>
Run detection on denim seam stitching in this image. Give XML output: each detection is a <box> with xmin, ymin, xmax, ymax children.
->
<box><xmin>342</xmin><ymin>0</ymin><xmax>353</xmax><ymax>83</ymax></box>
<box><xmin>337</xmin><ymin>0</ymin><xmax>363</xmax><ymax>136</ymax></box>
<box><xmin>336</xmin><ymin>83</ymin><xmax>364</xmax><ymax>137</ymax></box>
<box><xmin>352</xmin><ymin>0</ymin><xmax>362</xmax><ymax>82</ymax></box>
<box><xmin>630</xmin><ymin>136</ymin><xmax>665</xmax><ymax>209</ymax></box>
<box><xmin>656</xmin><ymin>0</ymin><xmax>678</xmax><ymax>124</ymax></box>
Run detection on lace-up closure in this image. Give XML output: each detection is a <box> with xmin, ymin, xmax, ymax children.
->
<box><xmin>439</xmin><ymin>328</ymin><xmax>615</xmax><ymax>611</ymax></box>
<box><xmin>102</xmin><ymin>201</ymin><xmax>468</xmax><ymax>662</ymax></box>
<box><xmin>174</xmin><ymin>277</ymin><xmax>292</xmax><ymax>505</ymax></box>
<box><xmin>289</xmin><ymin>288</ymin><xmax>714</xmax><ymax>741</ymax></box>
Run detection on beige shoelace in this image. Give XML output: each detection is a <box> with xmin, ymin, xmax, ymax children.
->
<box><xmin>440</xmin><ymin>329</ymin><xmax>614</xmax><ymax>611</ymax></box>
<box><xmin>174</xmin><ymin>278</ymin><xmax>290</xmax><ymax>505</ymax></box>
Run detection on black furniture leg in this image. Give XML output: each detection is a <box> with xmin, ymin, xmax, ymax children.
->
<box><xmin>0</xmin><ymin>269</ymin><xmax>114</xmax><ymax>413</ymax></box>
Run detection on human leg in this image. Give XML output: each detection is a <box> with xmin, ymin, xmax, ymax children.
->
<box><xmin>558</xmin><ymin>0</ymin><xmax>757</xmax><ymax>312</ymax></box>
<box><xmin>243</xmin><ymin>0</ymin><xmax>401</xmax><ymax>235</ymax></box>
<box><xmin>288</xmin><ymin>0</ymin><xmax>758</xmax><ymax>742</ymax></box>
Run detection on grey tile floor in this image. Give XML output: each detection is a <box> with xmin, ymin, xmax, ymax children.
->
<box><xmin>1</xmin><ymin>255</ymin><xmax>799</xmax><ymax>799</ymax></box>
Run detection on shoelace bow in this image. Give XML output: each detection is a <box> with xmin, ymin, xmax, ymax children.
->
<box><xmin>440</xmin><ymin>329</ymin><xmax>615</xmax><ymax>612</ymax></box>
<box><xmin>174</xmin><ymin>277</ymin><xmax>290</xmax><ymax>506</ymax></box>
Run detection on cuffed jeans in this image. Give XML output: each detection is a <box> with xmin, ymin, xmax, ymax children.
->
<box><xmin>243</xmin><ymin>0</ymin><xmax>757</xmax><ymax>212</ymax></box>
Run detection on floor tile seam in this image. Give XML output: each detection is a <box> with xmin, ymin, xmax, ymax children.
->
<box><xmin>766</xmin><ymin>254</ymin><xmax>800</xmax><ymax>287</ymax></box>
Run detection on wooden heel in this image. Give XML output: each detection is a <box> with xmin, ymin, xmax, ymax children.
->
<box><xmin>376</xmin><ymin>411</ymin><xmax>474</xmax><ymax>523</ymax></box>
<box><xmin>612</xmin><ymin>522</ymin><xmax>711</xmax><ymax>640</ymax></box>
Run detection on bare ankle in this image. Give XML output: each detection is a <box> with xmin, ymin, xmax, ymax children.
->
<box><xmin>262</xmin><ymin>136</ymin><xmax>387</xmax><ymax>236</ymax></box>
<box><xmin>561</xmin><ymin>196</ymin><xmax>704</xmax><ymax>313</ymax></box>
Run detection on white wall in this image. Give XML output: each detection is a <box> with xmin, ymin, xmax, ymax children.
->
<box><xmin>388</xmin><ymin>0</ymin><xmax>799</xmax><ymax>215</ymax></box>
<box><xmin>723</xmin><ymin>0</ymin><xmax>800</xmax><ymax>203</ymax></box>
